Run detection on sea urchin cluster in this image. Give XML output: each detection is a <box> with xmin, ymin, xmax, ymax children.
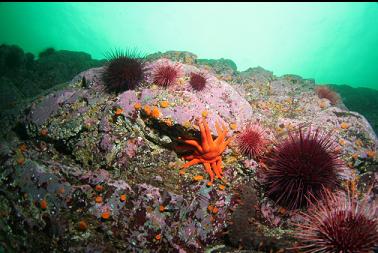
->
<box><xmin>315</xmin><ymin>86</ymin><xmax>341</xmax><ymax>106</ymax></box>
<box><xmin>293</xmin><ymin>189</ymin><xmax>378</xmax><ymax>253</ymax></box>
<box><xmin>102</xmin><ymin>49</ymin><xmax>145</xmax><ymax>93</ymax></box>
<box><xmin>236</xmin><ymin>123</ymin><xmax>269</xmax><ymax>159</ymax></box>
<box><xmin>151</xmin><ymin>59</ymin><xmax>183</xmax><ymax>87</ymax></box>
<box><xmin>263</xmin><ymin>127</ymin><xmax>344</xmax><ymax>209</ymax></box>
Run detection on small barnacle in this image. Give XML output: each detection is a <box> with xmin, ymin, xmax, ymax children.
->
<box><xmin>56</xmin><ymin>187</ymin><xmax>65</xmax><ymax>196</ymax></box>
<box><xmin>78</xmin><ymin>220</ymin><xmax>88</xmax><ymax>231</ymax></box>
<box><xmin>355</xmin><ymin>139</ymin><xmax>363</xmax><ymax>147</ymax></box>
<box><xmin>367</xmin><ymin>150</ymin><xmax>376</xmax><ymax>158</ymax></box>
<box><xmin>278</xmin><ymin>207</ymin><xmax>287</xmax><ymax>215</ymax></box>
<box><xmin>210</xmin><ymin>216</ymin><xmax>215</xmax><ymax>223</ymax></box>
<box><xmin>143</xmin><ymin>105</ymin><xmax>151</xmax><ymax>116</ymax></box>
<box><xmin>120</xmin><ymin>194</ymin><xmax>127</xmax><ymax>202</ymax></box>
<box><xmin>164</xmin><ymin>118</ymin><xmax>173</xmax><ymax>127</ymax></box>
<box><xmin>114</xmin><ymin>108</ymin><xmax>124</xmax><ymax>116</ymax></box>
<box><xmin>183</xmin><ymin>120</ymin><xmax>192</xmax><ymax>129</ymax></box>
<box><xmin>193</xmin><ymin>175</ymin><xmax>204</xmax><ymax>181</ymax></box>
<box><xmin>16</xmin><ymin>154</ymin><xmax>25</xmax><ymax>165</ymax></box>
<box><xmin>160</xmin><ymin>100</ymin><xmax>169</xmax><ymax>108</ymax></box>
<box><xmin>19</xmin><ymin>143</ymin><xmax>27</xmax><ymax>152</ymax></box>
<box><xmin>179</xmin><ymin>170</ymin><xmax>186</xmax><ymax>175</ymax></box>
<box><xmin>151</xmin><ymin>106</ymin><xmax>161</xmax><ymax>118</ymax></box>
<box><xmin>318</xmin><ymin>100</ymin><xmax>327</xmax><ymax>109</ymax></box>
<box><xmin>351</xmin><ymin>153</ymin><xmax>359</xmax><ymax>160</ymax></box>
<box><xmin>338</xmin><ymin>138</ymin><xmax>346</xmax><ymax>146</ymax></box>
<box><xmin>40</xmin><ymin>128</ymin><xmax>48</xmax><ymax>137</ymax></box>
<box><xmin>201</xmin><ymin>110</ymin><xmax>208</xmax><ymax>118</ymax></box>
<box><xmin>95</xmin><ymin>196</ymin><xmax>103</xmax><ymax>204</ymax></box>
<box><xmin>146</xmin><ymin>206</ymin><xmax>154</xmax><ymax>213</ymax></box>
<box><xmin>101</xmin><ymin>212</ymin><xmax>110</xmax><ymax>220</ymax></box>
<box><xmin>134</xmin><ymin>102</ymin><xmax>142</xmax><ymax>110</ymax></box>
<box><xmin>229</xmin><ymin>123</ymin><xmax>237</xmax><ymax>130</ymax></box>
<box><xmin>340</xmin><ymin>122</ymin><xmax>349</xmax><ymax>129</ymax></box>
<box><xmin>95</xmin><ymin>185</ymin><xmax>104</xmax><ymax>192</ymax></box>
<box><xmin>40</xmin><ymin>199</ymin><xmax>48</xmax><ymax>210</ymax></box>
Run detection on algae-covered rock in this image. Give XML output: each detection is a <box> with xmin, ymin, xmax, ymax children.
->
<box><xmin>0</xmin><ymin>49</ymin><xmax>377</xmax><ymax>252</ymax></box>
<box><xmin>197</xmin><ymin>58</ymin><xmax>237</xmax><ymax>81</ymax></box>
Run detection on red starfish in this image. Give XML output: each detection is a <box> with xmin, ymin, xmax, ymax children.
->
<box><xmin>180</xmin><ymin>118</ymin><xmax>233</xmax><ymax>182</ymax></box>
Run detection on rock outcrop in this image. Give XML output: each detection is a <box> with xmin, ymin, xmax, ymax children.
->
<box><xmin>0</xmin><ymin>51</ymin><xmax>377</xmax><ymax>252</ymax></box>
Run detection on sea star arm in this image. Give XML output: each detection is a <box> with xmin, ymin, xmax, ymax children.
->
<box><xmin>220</xmin><ymin>136</ymin><xmax>234</xmax><ymax>153</ymax></box>
<box><xmin>202</xmin><ymin>119</ymin><xmax>214</xmax><ymax>147</ymax></box>
<box><xmin>222</xmin><ymin>121</ymin><xmax>228</xmax><ymax>132</ymax></box>
<box><xmin>183</xmin><ymin>154</ymin><xmax>195</xmax><ymax>160</ymax></box>
<box><xmin>199</xmin><ymin>121</ymin><xmax>210</xmax><ymax>152</ymax></box>
<box><xmin>215</xmin><ymin>158</ymin><xmax>223</xmax><ymax>175</ymax></box>
<box><xmin>215</xmin><ymin>121</ymin><xmax>226</xmax><ymax>146</ymax></box>
<box><xmin>211</xmin><ymin>160</ymin><xmax>222</xmax><ymax>179</ymax></box>
<box><xmin>204</xmin><ymin>162</ymin><xmax>215</xmax><ymax>182</ymax></box>
<box><xmin>182</xmin><ymin>158</ymin><xmax>201</xmax><ymax>169</ymax></box>
<box><xmin>183</xmin><ymin>139</ymin><xmax>203</xmax><ymax>153</ymax></box>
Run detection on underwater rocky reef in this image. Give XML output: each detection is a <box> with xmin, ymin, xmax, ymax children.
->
<box><xmin>329</xmin><ymin>84</ymin><xmax>378</xmax><ymax>134</ymax></box>
<box><xmin>0</xmin><ymin>44</ymin><xmax>105</xmax><ymax>136</ymax></box>
<box><xmin>0</xmin><ymin>49</ymin><xmax>377</xmax><ymax>252</ymax></box>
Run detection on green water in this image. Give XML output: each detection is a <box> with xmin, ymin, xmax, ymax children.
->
<box><xmin>1</xmin><ymin>2</ymin><xmax>377</xmax><ymax>89</ymax></box>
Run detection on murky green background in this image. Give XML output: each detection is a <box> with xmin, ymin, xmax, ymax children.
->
<box><xmin>1</xmin><ymin>2</ymin><xmax>377</xmax><ymax>89</ymax></box>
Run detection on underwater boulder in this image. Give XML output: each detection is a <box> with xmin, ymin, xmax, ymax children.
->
<box><xmin>1</xmin><ymin>49</ymin><xmax>377</xmax><ymax>252</ymax></box>
<box><xmin>236</xmin><ymin>66</ymin><xmax>275</xmax><ymax>85</ymax></box>
<box><xmin>196</xmin><ymin>57</ymin><xmax>237</xmax><ymax>81</ymax></box>
<box><xmin>117</xmin><ymin>58</ymin><xmax>254</xmax><ymax>134</ymax></box>
<box><xmin>146</xmin><ymin>50</ymin><xmax>198</xmax><ymax>65</ymax></box>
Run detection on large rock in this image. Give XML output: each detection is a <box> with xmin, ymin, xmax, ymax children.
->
<box><xmin>330</xmin><ymin>84</ymin><xmax>378</xmax><ymax>134</ymax></box>
<box><xmin>0</xmin><ymin>45</ymin><xmax>106</xmax><ymax>141</ymax></box>
<box><xmin>1</xmin><ymin>50</ymin><xmax>377</xmax><ymax>252</ymax></box>
<box><xmin>116</xmin><ymin>58</ymin><xmax>254</xmax><ymax>135</ymax></box>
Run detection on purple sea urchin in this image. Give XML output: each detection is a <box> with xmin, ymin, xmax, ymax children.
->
<box><xmin>293</xmin><ymin>189</ymin><xmax>378</xmax><ymax>252</ymax></box>
<box><xmin>236</xmin><ymin>123</ymin><xmax>269</xmax><ymax>159</ymax></box>
<box><xmin>151</xmin><ymin>59</ymin><xmax>183</xmax><ymax>87</ymax></box>
<box><xmin>263</xmin><ymin>127</ymin><xmax>344</xmax><ymax>209</ymax></box>
<box><xmin>102</xmin><ymin>49</ymin><xmax>144</xmax><ymax>93</ymax></box>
